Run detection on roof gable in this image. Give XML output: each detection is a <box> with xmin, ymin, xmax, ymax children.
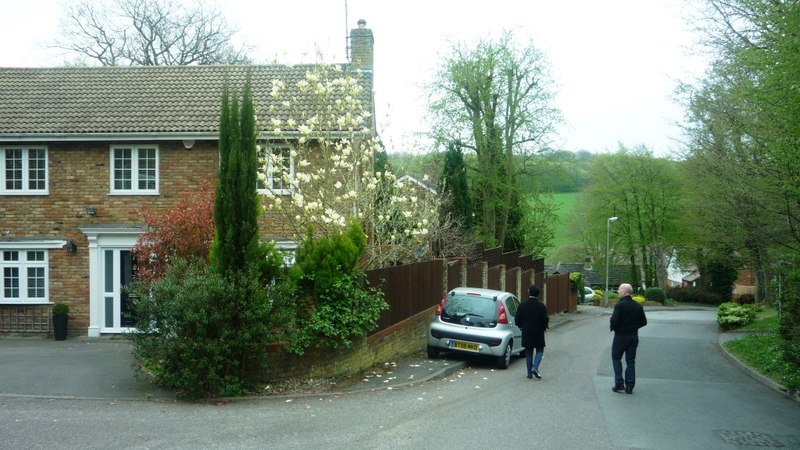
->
<box><xmin>0</xmin><ymin>64</ymin><xmax>373</xmax><ymax>139</ymax></box>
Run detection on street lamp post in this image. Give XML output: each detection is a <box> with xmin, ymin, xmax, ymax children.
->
<box><xmin>604</xmin><ymin>216</ymin><xmax>619</xmax><ymax>307</ymax></box>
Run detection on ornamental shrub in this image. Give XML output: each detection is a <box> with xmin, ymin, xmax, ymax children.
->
<box><xmin>717</xmin><ymin>302</ymin><xmax>756</xmax><ymax>331</ymax></box>
<box><xmin>288</xmin><ymin>221</ymin><xmax>388</xmax><ymax>351</ymax></box>
<box><xmin>569</xmin><ymin>272</ymin><xmax>585</xmax><ymax>302</ymax></box>
<box><xmin>309</xmin><ymin>274</ymin><xmax>388</xmax><ymax>349</ymax></box>
<box><xmin>128</xmin><ymin>260</ymin><xmax>279</xmax><ymax>399</ymax></box>
<box><xmin>632</xmin><ymin>295</ymin><xmax>646</xmax><ymax>304</ymax></box>
<box><xmin>644</xmin><ymin>287</ymin><xmax>666</xmax><ymax>304</ymax></box>
<box><xmin>52</xmin><ymin>303</ymin><xmax>69</xmax><ymax>316</ymax></box>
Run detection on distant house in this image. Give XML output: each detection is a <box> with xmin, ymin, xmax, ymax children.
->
<box><xmin>682</xmin><ymin>270</ymin><xmax>702</xmax><ymax>288</ymax></box>
<box><xmin>548</xmin><ymin>262</ymin><xmax>629</xmax><ymax>291</ymax></box>
<box><xmin>397</xmin><ymin>173</ymin><xmax>437</xmax><ymax>195</ymax></box>
<box><xmin>0</xmin><ymin>23</ymin><xmax>376</xmax><ymax>337</ymax></box>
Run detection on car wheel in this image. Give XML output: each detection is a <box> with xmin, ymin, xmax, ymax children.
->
<box><xmin>427</xmin><ymin>345</ymin><xmax>440</xmax><ymax>359</ymax></box>
<box><xmin>496</xmin><ymin>342</ymin><xmax>512</xmax><ymax>369</ymax></box>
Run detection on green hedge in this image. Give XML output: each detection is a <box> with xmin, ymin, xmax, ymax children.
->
<box><xmin>666</xmin><ymin>287</ymin><xmax>723</xmax><ymax>305</ymax></box>
<box><xmin>644</xmin><ymin>287</ymin><xmax>666</xmax><ymax>304</ymax></box>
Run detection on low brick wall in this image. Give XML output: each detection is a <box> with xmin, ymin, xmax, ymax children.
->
<box><xmin>259</xmin><ymin>306</ymin><xmax>435</xmax><ymax>382</ymax></box>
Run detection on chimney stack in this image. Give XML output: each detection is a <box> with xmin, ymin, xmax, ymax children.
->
<box><xmin>349</xmin><ymin>19</ymin><xmax>373</xmax><ymax>70</ymax></box>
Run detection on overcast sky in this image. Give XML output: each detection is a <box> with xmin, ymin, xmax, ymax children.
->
<box><xmin>0</xmin><ymin>0</ymin><xmax>709</xmax><ymax>157</ymax></box>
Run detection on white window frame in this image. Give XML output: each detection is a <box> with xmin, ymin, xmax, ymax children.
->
<box><xmin>109</xmin><ymin>145</ymin><xmax>159</xmax><ymax>195</ymax></box>
<box><xmin>1</xmin><ymin>249</ymin><xmax>49</xmax><ymax>304</ymax></box>
<box><xmin>258</xmin><ymin>145</ymin><xmax>293</xmax><ymax>196</ymax></box>
<box><xmin>0</xmin><ymin>146</ymin><xmax>48</xmax><ymax>195</ymax></box>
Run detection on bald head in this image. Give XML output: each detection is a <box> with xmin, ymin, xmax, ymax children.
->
<box><xmin>618</xmin><ymin>283</ymin><xmax>633</xmax><ymax>297</ymax></box>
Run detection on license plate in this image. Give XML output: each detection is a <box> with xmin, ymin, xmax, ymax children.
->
<box><xmin>451</xmin><ymin>341</ymin><xmax>479</xmax><ymax>352</ymax></box>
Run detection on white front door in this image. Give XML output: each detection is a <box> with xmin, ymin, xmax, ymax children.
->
<box><xmin>101</xmin><ymin>248</ymin><xmax>137</xmax><ymax>332</ymax></box>
<box><xmin>81</xmin><ymin>226</ymin><xmax>142</xmax><ymax>336</ymax></box>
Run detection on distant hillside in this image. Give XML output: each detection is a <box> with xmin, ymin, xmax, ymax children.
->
<box><xmin>551</xmin><ymin>192</ymin><xmax>578</xmax><ymax>249</ymax></box>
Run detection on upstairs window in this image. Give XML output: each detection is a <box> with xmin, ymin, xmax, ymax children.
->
<box><xmin>258</xmin><ymin>145</ymin><xmax>293</xmax><ymax>195</ymax></box>
<box><xmin>1</xmin><ymin>250</ymin><xmax>48</xmax><ymax>303</ymax></box>
<box><xmin>110</xmin><ymin>146</ymin><xmax>159</xmax><ymax>194</ymax></box>
<box><xmin>0</xmin><ymin>147</ymin><xmax>48</xmax><ymax>194</ymax></box>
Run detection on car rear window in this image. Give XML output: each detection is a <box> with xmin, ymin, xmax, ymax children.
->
<box><xmin>441</xmin><ymin>294</ymin><xmax>498</xmax><ymax>327</ymax></box>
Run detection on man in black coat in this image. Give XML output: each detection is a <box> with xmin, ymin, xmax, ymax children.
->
<box><xmin>514</xmin><ymin>285</ymin><xmax>549</xmax><ymax>379</ymax></box>
<box><xmin>609</xmin><ymin>283</ymin><xmax>648</xmax><ymax>394</ymax></box>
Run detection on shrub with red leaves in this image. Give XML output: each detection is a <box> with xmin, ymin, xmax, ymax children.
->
<box><xmin>132</xmin><ymin>180</ymin><xmax>215</xmax><ymax>282</ymax></box>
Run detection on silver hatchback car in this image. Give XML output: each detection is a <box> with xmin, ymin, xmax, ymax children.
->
<box><xmin>427</xmin><ymin>287</ymin><xmax>524</xmax><ymax>369</ymax></box>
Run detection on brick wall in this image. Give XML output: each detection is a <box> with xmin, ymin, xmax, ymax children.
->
<box><xmin>1</xmin><ymin>141</ymin><xmax>218</xmax><ymax>336</ymax></box>
<box><xmin>258</xmin><ymin>306</ymin><xmax>434</xmax><ymax>382</ymax></box>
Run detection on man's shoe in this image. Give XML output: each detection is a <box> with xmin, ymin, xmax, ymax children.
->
<box><xmin>625</xmin><ymin>388</ymin><xmax>633</xmax><ymax>394</ymax></box>
<box><xmin>612</xmin><ymin>386</ymin><xmax>625</xmax><ymax>393</ymax></box>
<box><xmin>532</xmin><ymin>369</ymin><xmax>541</xmax><ymax>379</ymax></box>
<box><xmin>527</xmin><ymin>373</ymin><xmax>533</xmax><ymax>379</ymax></box>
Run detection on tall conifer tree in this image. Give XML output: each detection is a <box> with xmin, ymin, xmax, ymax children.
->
<box><xmin>211</xmin><ymin>74</ymin><xmax>262</xmax><ymax>276</ymax></box>
<box><xmin>440</xmin><ymin>141</ymin><xmax>473</xmax><ymax>231</ymax></box>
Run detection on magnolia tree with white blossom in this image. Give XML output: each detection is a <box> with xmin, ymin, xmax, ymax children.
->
<box><xmin>258</xmin><ymin>64</ymin><xmax>441</xmax><ymax>269</ymax></box>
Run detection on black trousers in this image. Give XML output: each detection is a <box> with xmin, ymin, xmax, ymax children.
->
<box><xmin>611</xmin><ymin>334</ymin><xmax>639</xmax><ymax>389</ymax></box>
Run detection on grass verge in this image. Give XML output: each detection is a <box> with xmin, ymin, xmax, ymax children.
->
<box><xmin>723</xmin><ymin>308</ymin><xmax>800</xmax><ymax>390</ymax></box>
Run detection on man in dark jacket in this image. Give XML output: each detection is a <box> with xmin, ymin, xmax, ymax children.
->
<box><xmin>609</xmin><ymin>283</ymin><xmax>648</xmax><ymax>394</ymax></box>
<box><xmin>515</xmin><ymin>285</ymin><xmax>549</xmax><ymax>379</ymax></box>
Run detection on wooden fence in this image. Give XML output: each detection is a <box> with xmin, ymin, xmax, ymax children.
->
<box><xmin>365</xmin><ymin>248</ymin><xmax>575</xmax><ymax>334</ymax></box>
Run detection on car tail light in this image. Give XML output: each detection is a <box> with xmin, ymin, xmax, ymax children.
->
<box><xmin>435</xmin><ymin>297</ymin><xmax>446</xmax><ymax>316</ymax></box>
<box><xmin>497</xmin><ymin>301</ymin><xmax>509</xmax><ymax>324</ymax></box>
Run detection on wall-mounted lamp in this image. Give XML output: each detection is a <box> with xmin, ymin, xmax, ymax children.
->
<box><xmin>65</xmin><ymin>240</ymin><xmax>77</xmax><ymax>253</ymax></box>
<box><xmin>182</xmin><ymin>139</ymin><xmax>195</xmax><ymax>149</ymax></box>
<box><xmin>86</xmin><ymin>207</ymin><xmax>96</xmax><ymax>216</ymax></box>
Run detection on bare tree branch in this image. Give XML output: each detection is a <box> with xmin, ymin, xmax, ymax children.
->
<box><xmin>52</xmin><ymin>0</ymin><xmax>251</xmax><ymax>66</ymax></box>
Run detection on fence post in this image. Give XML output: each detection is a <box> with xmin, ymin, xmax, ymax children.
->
<box><xmin>542</xmin><ymin>272</ymin><xmax>548</xmax><ymax>308</ymax></box>
<box><xmin>441</xmin><ymin>258</ymin><xmax>448</xmax><ymax>299</ymax></box>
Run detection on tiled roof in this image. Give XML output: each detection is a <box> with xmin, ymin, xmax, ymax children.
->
<box><xmin>582</xmin><ymin>265</ymin><xmax>630</xmax><ymax>287</ymax></box>
<box><xmin>0</xmin><ymin>65</ymin><xmax>373</xmax><ymax>138</ymax></box>
<box><xmin>397</xmin><ymin>174</ymin><xmax>438</xmax><ymax>194</ymax></box>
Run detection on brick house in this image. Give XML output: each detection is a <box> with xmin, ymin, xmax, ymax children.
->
<box><xmin>0</xmin><ymin>23</ymin><xmax>375</xmax><ymax>337</ymax></box>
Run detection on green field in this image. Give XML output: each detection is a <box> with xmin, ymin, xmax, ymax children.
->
<box><xmin>551</xmin><ymin>192</ymin><xmax>578</xmax><ymax>249</ymax></box>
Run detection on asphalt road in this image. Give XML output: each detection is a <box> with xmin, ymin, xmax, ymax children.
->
<box><xmin>1</xmin><ymin>309</ymin><xmax>799</xmax><ymax>449</ymax></box>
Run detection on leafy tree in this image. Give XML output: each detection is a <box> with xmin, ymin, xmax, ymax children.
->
<box><xmin>571</xmin><ymin>147</ymin><xmax>687</xmax><ymax>289</ymax></box>
<box><xmin>262</xmin><ymin>65</ymin><xmax>443</xmax><ymax>269</ymax></box>
<box><xmin>697</xmin><ymin>247</ymin><xmax>739</xmax><ymax>302</ymax></box>
<box><xmin>681</xmin><ymin>0</ymin><xmax>800</xmax><ymax>374</ymax></box>
<box><xmin>53</xmin><ymin>0</ymin><xmax>250</xmax><ymax>66</ymax></box>
<box><xmin>779</xmin><ymin>266</ymin><xmax>800</xmax><ymax>368</ymax></box>
<box><xmin>428</xmin><ymin>30</ymin><xmax>560</xmax><ymax>251</ymax></box>
<box><xmin>516</xmin><ymin>191</ymin><xmax>558</xmax><ymax>258</ymax></box>
<box><xmin>681</xmin><ymin>0</ymin><xmax>800</xmax><ymax>302</ymax></box>
<box><xmin>131</xmin><ymin>179</ymin><xmax>215</xmax><ymax>282</ymax></box>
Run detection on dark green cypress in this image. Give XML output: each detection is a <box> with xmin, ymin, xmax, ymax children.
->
<box><xmin>441</xmin><ymin>141</ymin><xmax>473</xmax><ymax>231</ymax></box>
<box><xmin>211</xmin><ymin>73</ymin><xmax>261</xmax><ymax>276</ymax></box>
